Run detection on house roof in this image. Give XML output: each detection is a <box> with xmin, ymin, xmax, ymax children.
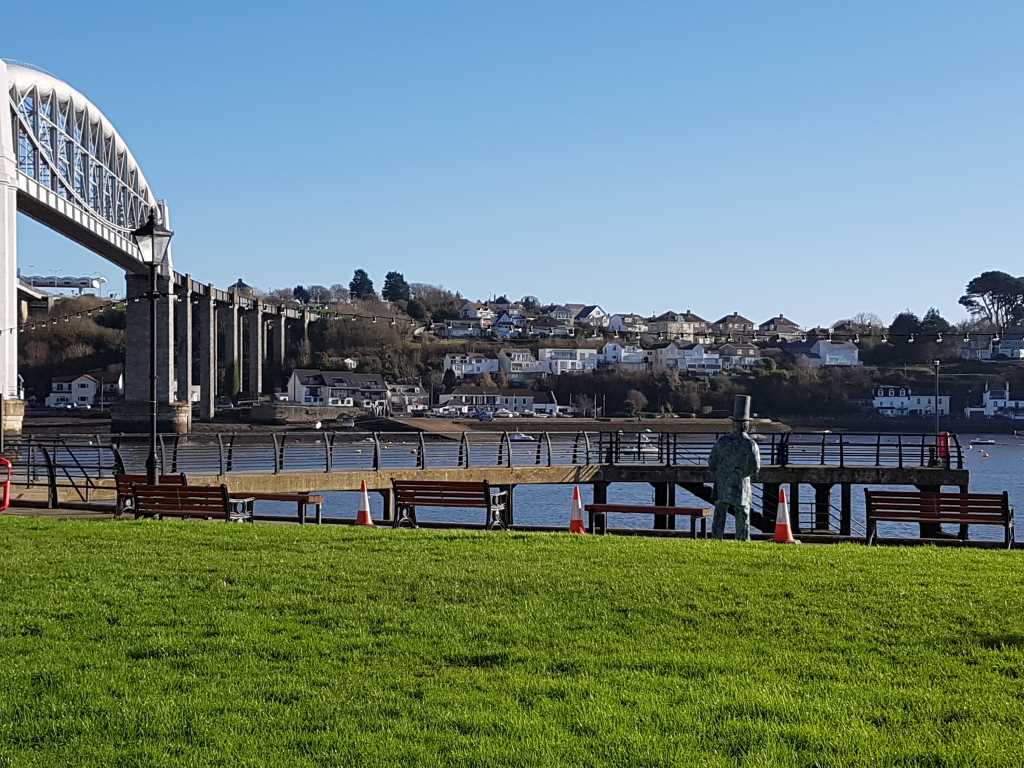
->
<box><xmin>759</xmin><ymin>314</ymin><xmax>801</xmax><ymax>331</ymax></box>
<box><xmin>575</xmin><ymin>305</ymin><xmax>604</xmax><ymax>319</ymax></box>
<box><xmin>291</xmin><ymin>369</ymin><xmax>386</xmax><ymax>389</ymax></box>
<box><xmin>715</xmin><ymin>312</ymin><xmax>754</xmax><ymax>325</ymax></box>
<box><xmin>52</xmin><ymin>373</ymin><xmax>98</xmax><ymax>384</ymax></box>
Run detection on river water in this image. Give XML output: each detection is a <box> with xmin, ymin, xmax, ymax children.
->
<box><xmin>260</xmin><ymin>432</ymin><xmax>1022</xmax><ymax>542</ymax></box>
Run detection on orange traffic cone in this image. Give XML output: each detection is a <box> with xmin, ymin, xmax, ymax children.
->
<box><xmin>569</xmin><ymin>485</ymin><xmax>586</xmax><ymax>534</ymax></box>
<box><xmin>774</xmin><ymin>487</ymin><xmax>799</xmax><ymax>544</ymax></box>
<box><xmin>355</xmin><ymin>480</ymin><xmax>374</xmax><ymax>527</ymax></box>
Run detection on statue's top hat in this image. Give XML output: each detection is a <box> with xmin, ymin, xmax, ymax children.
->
<box><xmin>731</xmin><ymin>395</ymin><xmax>752</xmax><ymax>422</ymax></box>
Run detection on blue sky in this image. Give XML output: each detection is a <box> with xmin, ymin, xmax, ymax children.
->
<box><xmin>7</xmin><ymin>1</ymin><xmax>1023</xmax><ymax>326</ymax></box>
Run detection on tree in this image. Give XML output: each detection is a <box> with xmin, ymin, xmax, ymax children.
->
<box><xmin>406</xmin><ymin>298</ymin><xmax>427</xmax><ymax>321</ymax></box>
<box><xmin>920</xmin><ymin>307</ymin><xmax>951</xmax><ymax>335</ymax></box>
<box><xmin>521</xmin><ymin>295</ymin><xmax>540</xmax><ymax>314</ymax></box>
<box><xmin>889</xmin><ymin>311</ymin><xmax>921</xmax><ymax>337</ymax></box>
<box><xmin>625</xmin><ymin>389</ymin><xmax>648</xmax><ymax>416</ymax></box>
<box><xmin>329</xmin><ymin>284</ymin><xmax>349</xmax><ymax>302</ymax></box>
<box><xmin>349</xmin><ymin>269</ymin><xmax>376</xmax><ymax>300</ymax></box>
<box><xmin>441</xmin><ymin>369</ymin><xmax>458</xmax><ymax>390</ymax></box>
<box><xmin>292</xmin><ymin>285</ymin><xmax>310</xmax><ymax>304</ymax></box>
<box><xmin>959</xmin><ymin>271</ymin><xmax>1024</xmax><ymax>329</ymax></box>
<box><xmin>308</xmin><ymin>285</ymin><xmax>330</xmax><ymax>304</ymax></box>
<box><xmin>382</xmin><ymin>271</ymin><xmax>411</xmax><ymax>302</ymax></box>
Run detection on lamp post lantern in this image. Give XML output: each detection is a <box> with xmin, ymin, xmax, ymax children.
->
<box><xmin>130</xmin><ymin>208</ymin><xmax>174</xmax><ymax>484</ymax></box>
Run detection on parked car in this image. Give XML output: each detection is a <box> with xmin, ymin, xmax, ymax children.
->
<box><xmin>477</xmin><ymin>411</ymin><xmax>494</xmax><ymax>423</ymax></box>
<box><xmin>509</xmin><ymin>433</ymin><xmax>536</xmax><ymax>442</ymax></box>
<box><xmin>494</xmin><ymin>408</ymin><xmax>514</xmax><ymax>418</ymax></box>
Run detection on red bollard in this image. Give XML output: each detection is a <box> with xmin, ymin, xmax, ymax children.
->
<box><xmin>937</xmin><ymin>432</ymin><xmax>951</xmax><ymax>468</ymax></box>
<box><xmin>0</xmin><ymin>457</ymin><xmax>11</xmax><ymax>512</ymax></box>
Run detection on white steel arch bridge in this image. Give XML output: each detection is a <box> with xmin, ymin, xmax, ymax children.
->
<box><xmin>0</xmin><ymin>59</ymin><xmax>317</xmax><ymax>431</ymax></box>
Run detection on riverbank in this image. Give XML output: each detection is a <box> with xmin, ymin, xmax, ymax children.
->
<box><xmin>1</xmin><ymin>518</ymin><xmax>1021</xmax><ymax>767</ymax></box>
<box><xmin>782</xmin><ymin>415</ymin><xmax>1022</xmax><ymax>434</ymax></box>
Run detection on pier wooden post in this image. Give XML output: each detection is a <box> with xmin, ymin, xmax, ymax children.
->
<box><xmin>505</xmin><ymin>485</ymin><xmax>515</xmax><ymax>528</ymax></box>
<box><xmin>915</xmin><ymin>483</ymin><xmax>943</xmax><ymax>539</ymax></box>
<box><xmin>839</xmin><ymin>483</ymin><xmax>852</xmax><ymax>536</ymax></box>
<box><xmin>653</xmin><ymin>482</ymin><xmax>669</xmax><ymax>530</ymax></box>
<box><xmin>762</xmin><ymin>483</ymin><xmax>780</xmax><ymax>527</ymax></box>
<box><xmin>592</xmin><ymin>481</ymin><xmax>608</xmax><ymax>534</ymax></box>
<box><xmin>789</xmin><ymin>482</ymin><xmax>801</xmax><ymax>533</ymax></box>
<box><xmin>813</xmin><ymin>483</ymin><xmax>832</xmax><ymax>532</ymax></box>
<box><xmin>380</xmin><ymin>489</ymin><xmax>394</xmax><ymax>523</ymax></box>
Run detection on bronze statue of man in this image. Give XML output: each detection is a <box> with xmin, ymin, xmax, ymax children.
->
<box><xmin>708</xmin><ymin>395</ymin><xmax>761</xmax><ymax>541</ymax></box>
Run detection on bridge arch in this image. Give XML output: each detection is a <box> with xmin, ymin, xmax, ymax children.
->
<box><xmin>2</xmin><ymin>58</ymin><xmax>167</xmax><ymax>409</ymax></box>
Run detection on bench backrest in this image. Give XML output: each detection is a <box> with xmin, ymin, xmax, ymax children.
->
<box><xmin>865</xmin><ymin>490</ymin><xmax>1010</xmax><ymax>523</ymax></box>
<box><xmin>116</xmin><ymin>473</ymin><xmax>186</xmax><ymax>498</ymax></box>
<box><xmin>392</xmin><ymin>480</ymin><xmax>493</xmax><ymax>508</ymax></box>
<box><xmin>133</xmin><ymin>484</ymin><xmax>230</xmax><ymax>519</ymax></box>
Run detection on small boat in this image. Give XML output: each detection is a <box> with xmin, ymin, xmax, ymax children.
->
<box><xmin>970</xmin><ymin>439</ymin><xmax>996</xmax><ymax>445</ymax></box>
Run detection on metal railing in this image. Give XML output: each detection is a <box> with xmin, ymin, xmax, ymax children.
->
<box><xmin>1</xmin><ymin>431</ymin><xmax>962</xmax><ymax>508</ymax></box>
<box><xmin>596</xmin><ymin>431</ymin><xmax>962</xmax><ymax>470</ymax></box>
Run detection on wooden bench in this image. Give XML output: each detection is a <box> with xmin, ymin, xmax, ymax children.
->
<box><xmin>133</xmin><ymin>484</ymin><xmax>254</xmax><ymax>523</ymax></box>
<box><xmin>584</xmin><ymin>504</ymin><xmax>712</xmax><ymax>537</ymax></box>
<box><xmin>391</xmin><ymin>480</ymin><xmax>508</xmax><ymax>530</ymax></box>
<box><xmin>245</xmin><ymin>492</ymin><xmax>325</xmax><ymax>524</ymax></box>
<box><xmin>115</xmin><ymin>472</ymin><xmax>187</xmax><ymax>515</ymax></box>
<box><xmin>865</xmin><ymin>490</ymin><xmax>1014</xmax><ymax>548</ymax></box>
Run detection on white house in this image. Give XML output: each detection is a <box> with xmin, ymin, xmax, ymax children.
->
<box><xmin>46</xmin><ymin>374</ymin><xmax>98</xmax><ymax>407</ymax></box>
<box><xmin>964</xmin><ymin>382</ymin><xmax>1024</xmax><ymax>420</ymax></box>
<box><xmin>388</xmin><ymin>382</ymin><xmax>429</xmax><ymax>414</ymax></box>
<box><xmin>459</xmin><ymin>302</ymin><xmax>496</xmax><ymax>325</ymax></box>
<box><xmin>654</xmin><ymin>343</ymin><xmax>722</xmax><ymax>374</ymax></box>
<box><xmin>439</xmin><ymin>387</ymin><xmax>557</xmax><ymax>414</ymax></box>
<box><xmin>537</xmin><ymin>347</ymin><xmax>599</xmax><ymax>375</ymax></box>
<box><xmin>444</xmin><ymin>319</ymin><xmax>485</xmax><ymax>338</ymax></box>
<box><xmin>443</xmin><ymin>354</ymin><xmax>500</xmax><ymax>380</ymax></box>
<box><xmin>574</xmin><ymin>305</ymin><xmax>609</xmax><ymax>327</ymax></box>
<box><xmin>599</xmin><ymin>342</ymin><xmax>649</xmax><ymax>369</ymax></box>
<box><xmin>872</xmin><ymin>386</ymin><xmax>950</xmax><ymax>417</ymax></box>
<box><xmin>287</xmin><ymin>369</ymin><xmax>388</xmax><ymax>411</ymax></box>
<box><xmin>497</xmin><ymin>348</ymin><xmax>548</xmax><ymax>379</ymax></box>
<box><xmin>607</xmin><ymin>313</ymin><xmax>648</xmax><ymax>335</ymax></box>
<box><xmin>995</xmin><ymin>332</ymin><xmax>1024</xmax><ymax>359</ymax></box>
<box><xmin>792</xmin><ymin>340</ymin><xmax>861</xmax><ymax>367</ymax></box>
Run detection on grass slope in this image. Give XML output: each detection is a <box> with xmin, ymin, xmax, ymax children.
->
<box><xmin>0</xmin><ymin>519</ymin><xmax>1023</xmax><ymax>767</ymax></box>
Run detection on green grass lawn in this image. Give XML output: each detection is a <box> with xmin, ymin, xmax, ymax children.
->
<box><xmin>1</xmin><ymin>519</ymin><xmax>1023</xmax><ymax>767</ymax></box>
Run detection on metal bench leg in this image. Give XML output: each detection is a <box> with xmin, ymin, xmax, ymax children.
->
<box><xmin>316</xmin><ymin>503</ymin><xmax>322</xmax><ymax>525</ymax></box>
<box><xmin>395</xmin><ymin>504</ymin><xmax>418</xmax><ymax>529</ymax></box>
<box><xmin>690</xmin><ymin>515</ymin><xmax>697</xmax><ymax>539</ymax></box>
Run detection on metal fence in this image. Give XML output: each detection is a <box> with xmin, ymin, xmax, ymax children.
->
<box><xmin>1</xmin><ymin>431</ymin><xmax>961</xmax><ymax>491</ymax></box>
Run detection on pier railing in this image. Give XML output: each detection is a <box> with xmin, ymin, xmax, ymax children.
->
<box><xmin>1</xmin><ymin>431</ymin><xmax>962</xmax><ymax>491</ymax></box>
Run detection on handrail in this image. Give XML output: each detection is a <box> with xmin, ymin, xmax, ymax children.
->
<box><xmin>1</xmin><ymin>431</ymin><xmax>966</xmax><ymax>482</ymax></box>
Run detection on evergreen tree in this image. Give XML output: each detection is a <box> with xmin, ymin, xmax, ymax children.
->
<box><xmin>349</xmin><ymin>269</ymin><xmax>376</xmax><ymax>300</ymax></box>
<box><xmin>382</xmin><ymin>271</ymin><xmax>411</xmax><ymax>302</ymax></box>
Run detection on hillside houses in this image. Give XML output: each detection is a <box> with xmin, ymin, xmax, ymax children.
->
<box><xmin>759</xmin><ymin>314</ymin><xmax>803</xmax><ymax>341</ymax></box>
<box><xmin>713</xmin><ymin>312</ymin><xmax>755</xmax><ymax>338</ymax></box>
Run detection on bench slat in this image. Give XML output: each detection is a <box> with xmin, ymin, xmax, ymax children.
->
<box><xmin>585</xmin><ymin>504</ymin><xmax>711</xmax><ymax>517</ymax></box>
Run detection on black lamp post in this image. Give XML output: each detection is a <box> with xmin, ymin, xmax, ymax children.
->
<box><xmin>933</xmin><ymin>359</ymin><xmax>941</xmax><ymax>437</ymax></box>
<box><xmin>131</xmin><ymin>208</ymin><xmax>174</xmax><ymax>484</ymax></box>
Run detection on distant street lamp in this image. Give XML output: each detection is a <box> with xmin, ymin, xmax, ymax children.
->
<box><xmin>131</xmin><ymin>208</ymin><xmax>174</xmax><ymax>484</ymax></box>
<box><xmin>933</xmin><ymin>359</ymin><xmax>941</xmax><ymax>437</ymax></box>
